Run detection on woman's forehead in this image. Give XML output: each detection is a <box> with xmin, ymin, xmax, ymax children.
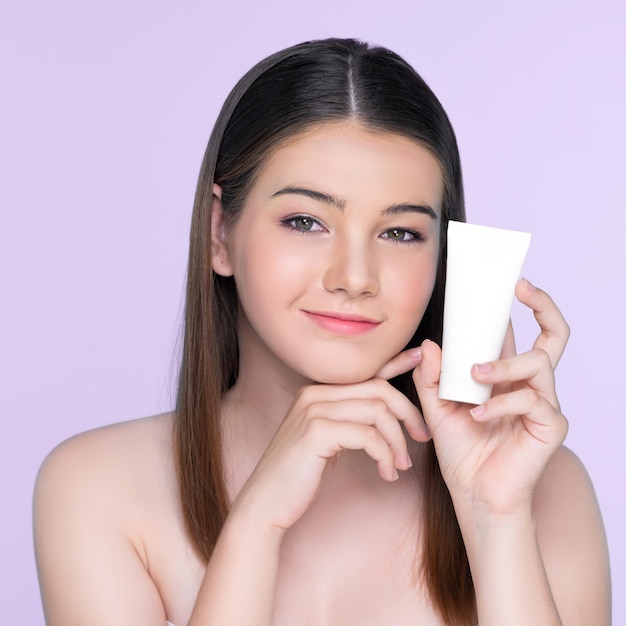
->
<box><xmin>248</xmin><ymin>120</ymin><xmax>445</xmax><ymax>213</ymax></box>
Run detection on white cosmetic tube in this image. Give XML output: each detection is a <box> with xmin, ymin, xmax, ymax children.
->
<box><xmin>438</xmin><ymin>221</ymin><xmax>531</xmax><ymax>405</ymax></box>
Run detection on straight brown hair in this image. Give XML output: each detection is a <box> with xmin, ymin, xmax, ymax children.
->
<box><xmin>176</xmin><ymin>38</ymin><xmax>474</xmax><ymax>625</ymax></box>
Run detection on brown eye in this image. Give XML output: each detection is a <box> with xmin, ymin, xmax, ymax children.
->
<box><xmin>380</xmin><ymin>228</ymin><xmax>425</xmax><ymax>243</ymax></box>
<box><xmin>384</xmin><ymin>228</ymin><xmax>411</xmax><ymax>241</ymax></box>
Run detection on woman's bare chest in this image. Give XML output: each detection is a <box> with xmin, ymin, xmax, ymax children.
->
<box><xmin>272</xmin><ymin>534</ymin><xmax>439</xmax><ymax>626</ymax></box>
<box><xmin>157</xmin><ymin>453</ymin><xmax>444</xmax><ymax>625</ymax></box>
<box><xmin>268</xmin><ymin>468</ymin><xmax>443</xmax><ymax>625</ymax></box>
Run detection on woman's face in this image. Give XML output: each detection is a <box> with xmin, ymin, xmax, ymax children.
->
<box><xmin>212</xmin><ymin>121</ymin><xmax>443</xmax><ymax>385</ymax></box>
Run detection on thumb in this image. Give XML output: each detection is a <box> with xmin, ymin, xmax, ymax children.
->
<box><xmin>412</xmin><ymin>339</ymin><xmax>454</xmax><ymax>429</ymax></box>
<box><xmin>374</xmin><ymin>347</ymin><xmax>424</xmax><ymax>380</ymax></box>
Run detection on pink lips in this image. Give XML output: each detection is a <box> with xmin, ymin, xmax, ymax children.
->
<box><xmin>303</xmin><ymin>310</ymin><xmax>381</xmax><ymax>336</ymax></box>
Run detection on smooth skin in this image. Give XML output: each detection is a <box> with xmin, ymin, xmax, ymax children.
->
<box><xmin>34</xmin><ymin>122</ymin><xmax>610</xmax><ymax>625</ymax></box>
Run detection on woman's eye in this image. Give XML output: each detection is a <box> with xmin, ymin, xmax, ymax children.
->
<box><xmin>381</xmin><ymin>228</ymin><xmax>423</xmax><ymax>242</ymax></box>
<box><xmin>283</xmin><ymin>215</ymin><xmax>323</xmax><ymax>232</ymax></box>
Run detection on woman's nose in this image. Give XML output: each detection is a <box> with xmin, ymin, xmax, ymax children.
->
<box><xmin>322</xmin><ymin>239</ymin><xmax>380</xmax><ymax>297</ymax></box>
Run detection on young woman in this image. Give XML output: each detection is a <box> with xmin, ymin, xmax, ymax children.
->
<box><xmin>34</xmin><ymin>38</ymin><xmax>610</xmax><ymax>625</ymax></box>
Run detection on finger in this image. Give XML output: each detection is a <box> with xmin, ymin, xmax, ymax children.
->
<box><xmin>306</xmin><ymin>399</ymin><xmax>413</xmax><ymax>470</ymax></box>
<box><xmin>374</xmin><ymin>347</ymin><xmax>423</xmax><ymax>380</ymax></box>
<box><xmin>411</xmin><ymin>339</ymin><xmax>455</xmax><ymax>434</ymax></box>
<box><xmin>492</xmin><ymin>322</ymin><xmax>518</xmax><ymax>397</ymax></box>
<box><xmin>297</xmin><ymin>380</ymin><xmax>430</xmax><ymax>442</ymax></box>
<box><xmin>472</xmin><ymin>348</ymin><xmax>559</xmax><ymax>409</ymax></box>
<box><xmin>515</xmin><ymin>278</ymin><xmax>570</xmax><ymax>368</ymax></box>
<box><xmin>305</xmin><ymin>418</ymin><xmax>398</xmax><ymax>481</ymax></box>
<box><xmin>468</xmin><ymin>388</ymin><xmax>568</xmax><ymax>448</ymax></box>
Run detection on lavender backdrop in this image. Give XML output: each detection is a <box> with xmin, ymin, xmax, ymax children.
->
<box><xmin>1</xmin><ymin>0</ymin><xmax>624</xmax><ymax>622</ymax></box>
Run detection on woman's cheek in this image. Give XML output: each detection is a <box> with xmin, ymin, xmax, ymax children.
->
<box><xmin>395</xmin><ymin>255</ymin><xmax>437</xmax><ymax>317</ymax></box>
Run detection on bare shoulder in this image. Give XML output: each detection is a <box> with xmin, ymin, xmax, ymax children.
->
<box><xmin>35</xmin><ymin>413</ymin><xmax>176</xmax><ymax>518</ymax></box>
<box><xmin>533</xmin><ymin>446</ymin><xmax>611</xmax><ymax>625</ymax></box>
<box><xmin>533</xmin><ymin>445</ymin><xmax>604</xmax><ymax>528</ymax></box>
<box><xmin>36</xmin><ymin>413</ymin><xmax>174</xmax><ymax>486</ymax></box>
<box><xmin>34</xmin><ymin>412</ymin><xmax>180</xmax><ymax>564</ymax></box>
<box><xmin>34</xmin><ymin>414</ymin><xmax>177</xmax><ymax>625</ymax></box>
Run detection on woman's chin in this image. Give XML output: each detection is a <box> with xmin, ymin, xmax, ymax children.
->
<box><xmin>311</xmin><ymin>367</ymin><xmax>381</xmax><ymax>386</ymax></box>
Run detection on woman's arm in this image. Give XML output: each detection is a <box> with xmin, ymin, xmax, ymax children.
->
<box><xmin>186</xmin><ymin>497</ymin><xmax>284</xmax><ymax>624</ymax></box>
<box><xmin>534</xmin><ymin>446</ymin><xmax>610</xmax><ymax>625</ymax></box>
<box><xmin>412</xmin><ymin>279</ymin><xmax>611</xmax><ymax>625</ymax></box>
<box><xmin>188</xmin><ymin>352</ymin><xmax>430</xmax><ymax>624</ymax></box>
<box><xmin>453</xmin><ymin>447</ymin><xmax>610</xmax><ymax>625</ymax></box>
<box><xmin>34</xmin><ymin>430</ymin><xmax>169</xmax><ymax>625</ymax></box>
<box><xmin>34</xmin><ymin>423</ymin><xmax>289</xmax><ymax>626</ymax></box>
<box><xmin>35</xmin><ymin>352</ymin><xmax>428</xmax><ymax>625</ymax></box>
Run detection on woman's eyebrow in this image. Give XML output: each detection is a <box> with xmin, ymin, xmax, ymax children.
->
<box><xmin>272</xmin><ymin>186</ymin><xmax>346</xmax><ymax>210</ymax></box>
<box><xmin>271</xmin><ymin>186</ymin><xmax>438</xmax><ymax>219</ymax></box>
<box><xmin>382</xmin><ymin>203</ymin><xmax>438</xmax><ymax>220</ymax></box>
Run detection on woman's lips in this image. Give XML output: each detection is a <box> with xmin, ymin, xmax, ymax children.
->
<box><xmin>302</xmin><ymin>311</ymin><xmax>381</xmax><ymax>336</ymax></box>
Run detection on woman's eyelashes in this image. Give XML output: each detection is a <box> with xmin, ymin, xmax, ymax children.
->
<box><xmin>279</xmin><ymin>215</ymin><xmax>427</xmax><ymax>244</ymax></box>
<box><xmin>281</xmin><ymin>214</ymin><xmax>325</xmax><ymax>233</ymax></box>
<box><xmin>380</xmin><ymin>227</ymin><xmax>425</xmax><ymax>244</ymax></box>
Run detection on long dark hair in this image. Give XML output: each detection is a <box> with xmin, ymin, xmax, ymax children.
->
<box><xmin>176</xmin><ymin>38</ymin><xmax>472</xmax><ymax>625</ymax></box>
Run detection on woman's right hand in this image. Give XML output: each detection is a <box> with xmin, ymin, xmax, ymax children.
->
<box><xmin>231</xmin><ymin>349</ymin><xmax>431</xmax><ymax>532</ymax></box>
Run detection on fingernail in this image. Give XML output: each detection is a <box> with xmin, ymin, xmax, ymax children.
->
<box><xmin>405</xmin><ymin>453</ymin><xmax>413</xmax><ymax>469</ymax></box>
<box><xmin>408</xmin><ymin>347</ymin><xmax>422</xmax><ymax>362</ymax></box>
<box><xmin>393</xmin><ymin>469</ymin><xmax>400</xmax><ymax>481</ymax></box>
<box><xmin>473</xmin><ymin>362</ymin><xmax>492</xmax><ymax>375</ymax></box>
<box><xmin>470</xmin><ymin>404</ymin><xmax>486</xmax><ymax>418</ymax></box>
<box><xmin>523</xmin><ymin>277</ymin><xmax>538</xmax><ymax>291</ymax></box>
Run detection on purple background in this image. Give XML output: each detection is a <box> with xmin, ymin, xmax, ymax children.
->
<box><xmin>2</xmin><ymin>1</ymin><xmax>624</xmax><ymax>622</ymax></box>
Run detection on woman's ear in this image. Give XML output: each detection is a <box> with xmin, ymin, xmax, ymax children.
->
<box><xmin>210</xmin><ymin>184</ymin><xmax>234</xmax><ymax>277</ymax></box>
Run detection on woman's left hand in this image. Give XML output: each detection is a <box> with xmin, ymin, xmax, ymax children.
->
<box><xmin>412</xmin><ymin>278</ymin><xmax>571</xmax><ymax>517</ymax></box>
